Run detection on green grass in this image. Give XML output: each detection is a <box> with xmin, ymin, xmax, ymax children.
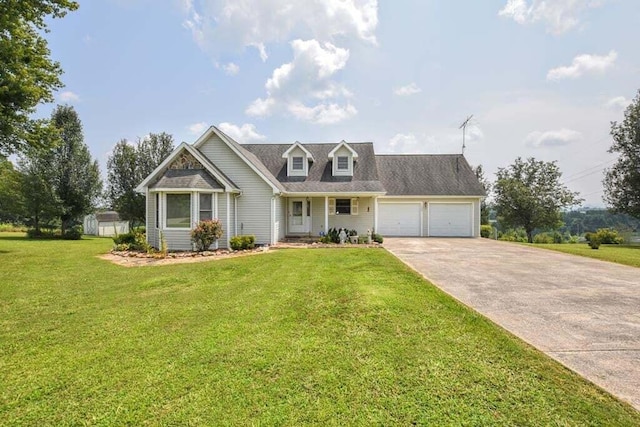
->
<box><xmin>531</xmin><ymin>243</ymin><xmax>640</xmax><ymax>268</ymax></box>
<box><xmin>1</xmin><ymin>233</ymin><xmax>638</xmax><ymax>425</ymax></box>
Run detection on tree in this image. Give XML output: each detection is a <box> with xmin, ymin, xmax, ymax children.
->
<box><xmin>0</xmin><ymin>1</ymin><xmax>79</xmax><ymax>155</ymax></box>
<box><xmin>494</xmin><ymin>157</ymin><xmax>582</xmax><ymax>243</ymax></box>
<box><xmin>473</xmin><ymin>164</ymin><xmax>491</xmax><ymax>225</ymax></box>
<box><xmin>603</xmin><ymin>90</ymin><xmax>640</xmax><ymax>219</ymax></box>
<box><xmin>0</xmin><ymin>156</ymin><xmax>25</xmax><ymax>223</ymax></box>
<box><xmin>18</xmin><ymin>149</ymin><xmax>61</xmax><ymax>233</ymax></box>
<box><xmin>106</xmin><ymin>133</ymin><xmax>174</xmax><ymax>227</ymax></box>
<box><xmin>48</xmin><ymin>105</ymin><xmax>102</xmax><ymax>233</ymax></box>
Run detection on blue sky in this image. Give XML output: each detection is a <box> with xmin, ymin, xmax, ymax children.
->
<box><xmin>41</xmin><ymin>0</ymin><xmax>640</xmax><ymax>207</ymax></box>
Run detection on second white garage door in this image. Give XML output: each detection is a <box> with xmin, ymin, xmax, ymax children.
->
<box><xmin>377</xmin><ymin>203</ymin><xmax>421</xmax><ymax>236</ymax></box>
<box><xmin>428</xmin><ymin>203</ymin><xmax>473</xmax><ymax>237</ymax></box>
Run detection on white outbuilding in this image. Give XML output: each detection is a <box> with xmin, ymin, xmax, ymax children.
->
<box><xmin>83</xmin><ymin>211</ymin><xmax>129</xmax><ymax>237</ymax></box>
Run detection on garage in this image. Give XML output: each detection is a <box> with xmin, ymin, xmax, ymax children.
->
<box><xmin>377</xmin><ymin>203</ymin><xmax>421</xmax><ymax>236</ymax></box>
<box><xmin>428</xmin><ymin>203</ymin><xmax>473</xmax><ymax>237</ymax></box>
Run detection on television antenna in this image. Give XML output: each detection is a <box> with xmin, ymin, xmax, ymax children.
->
<box><xmin>459</xmin><ymin>114</ymin><xmax>473</xmax><ymax>155</ymax></box>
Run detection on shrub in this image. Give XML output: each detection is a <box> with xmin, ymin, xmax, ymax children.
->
<box><xmin>372</xmin><ymin>233</ymin><xmax>384</xmax><ymax>244</ymax></box>
<box><xmin>567</xmin><ymin>235</ymin><xmax>579</xmax><ymax>244</ymax></box>
<box><xmin>230</xmin><ymin>234</ymin><xmax>256</xmax><ymax>251</ymax></box>
<box><xmin>348</xmin><ymin>229</ymin><xmax>358</xmax><ymax>237</ymax></box>
<box><xmin>26</xmin><ymin>228</ymin><xmax>57</xmax><ymax>239</ymax></box>
<box><xmin>113</xmin><ymin>232</ymin><xmax>137</xmax><ymax>245</ymax></box>
<box><xmin>0</xmin><ymin>223</ymin><xmax>27</xmax><ymax>232</ymax></box>
<box><xmin>480</xmin><ymin>224</ymin><xmax>493</xmax><ymax>238</ymax></box>
<box><xmin>533</xmin><ymin>233</ymin><xmax>554</xmax><ymax>244</ymax></box>
<box><xmin>498</xmin><ymin>229</ymin><xmax>528</xmax><ymax>242</ymax></box>
<box><xmin>62</xmin><ymin>225</ymin><xmax>83</xmax><ymax>240</ymax></box>
<box><xmin>588</xmin><ymin>236</ymin><xmax>601</xmax><ymax>249</ymax></box>
<box><xmin>552</xmin><ymin>231</ymin><xmax>564</xmax><ymax>244</ymax></box>
<box><xmin>113</xmin><ymin>230</ymin><xmax>149</xmax><ymax>251</ymax></box>
<box><xmin>191</xmin><ymin>219</ymin><xmax>224</xmax><ymax>251</ymax></box>
<box><xmin>593</xmin><ymin>228</ymin><xmax>624</xmax><ymax>245</ymax></box>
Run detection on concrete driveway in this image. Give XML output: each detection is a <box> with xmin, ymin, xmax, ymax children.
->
<box><xmin>384</xmin><ymin>237</ymin><xmax>640</xmax><ymax>410</ymax></box>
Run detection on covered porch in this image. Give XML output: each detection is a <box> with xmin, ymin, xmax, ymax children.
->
<box><xmin>282</xmin><ymin>194</ymin><xmax>380</xmax><ymax>239</ymax></box>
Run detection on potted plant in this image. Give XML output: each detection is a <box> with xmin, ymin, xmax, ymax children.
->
<box><xmin>348</xmin><ymin>229</ymin><xmax>359</xmax><ymax>244</ymax></box>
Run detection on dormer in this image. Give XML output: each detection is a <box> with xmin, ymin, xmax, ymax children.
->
<box><xmin>328</xmin><ymin>141</ymin><xmax>358</xmax><ymax>177</ymax></box>
<box><xmin>282</xmin><ymin>141</ymin><xmax>314</xmax><ymax>177</ymax></box>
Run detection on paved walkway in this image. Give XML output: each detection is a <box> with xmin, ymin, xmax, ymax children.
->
<box><xmin>384</xmin><ymin>238</ymin><xmax>640</xmax><ymax>410</ymax></box>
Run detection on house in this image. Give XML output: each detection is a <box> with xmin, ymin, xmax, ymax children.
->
<box><xmin>83</xmin><ymin>211</ymin><xmax>129</xmax><ymax>237</ymax></box>
<box><xmin>135</xmin><ymin>126</ymin><xmax>485</xmax><ymax>251</ymax></box>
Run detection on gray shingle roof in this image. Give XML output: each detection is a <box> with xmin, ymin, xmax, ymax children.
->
<box><xmin>242</xmin><ymin>142</ymin><xmax>386</xmax><ymax>193</ymax></box>
<box><xmin>375</xmin><ymin>154</ymin><xmax>486</xmax><ymax>196</ymax></box>
<box><xmin>95</xmin><ymin>211</ymin><xmax>121</xmax><ymax>222</ymax></box>
<box><xmin>150</xmin><ymin>169</ymin><xmax>223</xmax><ymax>190</ymax></box>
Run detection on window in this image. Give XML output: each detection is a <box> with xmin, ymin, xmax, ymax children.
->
<box><xmin>292</xmin><ymin>156</ymin><xmax>304</xmax><ymax>170</ymax></box>
<box><xmin>199</xmin><ymin>193</ymin><xmax>212</xmax><ymax>221</ymax></box>
<box><xmin>337</xmin><ymin>156</ymin><xmax>349</xmax><ymax>170</ymax></box>
<box><xmin>155</xmin><ymin>193</ymin><xmax>159</xmax><ymax>229</ymax></box>
<box><xmin>166</xmin><ymin>194</ymin><xmax>191</xmax><ymax>228</ymax></box>
<box><xmin>336</xmin><ymin>198</ymin><xmax>351</xmax><ymax>215</ymax></box>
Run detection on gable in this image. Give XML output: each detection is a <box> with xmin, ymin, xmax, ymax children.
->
<box><xmin>194</xmin><ymin>126</ymin><xmax>283</xmax><ymax>194</ymax></box>
<box><xmin>135</xmin><ymin>143</ymin><xmax>238</xmax><ymax>193</ymax></box>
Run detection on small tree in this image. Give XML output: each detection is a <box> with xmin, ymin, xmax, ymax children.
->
<box><xmin>494</xmin><ymin>157</ymin><xmax>582</xmax><ymax>243</ymax></box>
<box><xmin>106</xmin><ymin>133</ymin><xmax>174</xmax><ymax>227</ymax></box>
<box><xmin>191</xmin><ymin>219</ymin><xmax>223</xmax><ymax>251</ymax></box>
<box><xmin>49</xmin><ymin>105</ymin><xmax>102</xmax><ymax>233</ymax></box>
<box><xmin>603</xmin><ymin>89</ymin><xmax>640</xmax><ymax>219</ymax></box>
<box><xmin>0</xmin><ymin>157</ymin><xmax>25</xmax><ymax>223</ymax></box>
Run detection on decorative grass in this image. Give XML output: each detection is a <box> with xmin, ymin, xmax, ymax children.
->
<box><xmin>532</xmin><ymin>243</ymin><xmax>640</xmax><ymax>268</ymax></box>
<box><xmin>1</xmin><ymin>232</ymin><xmax>638</xmax><ymax>425</ymax></box>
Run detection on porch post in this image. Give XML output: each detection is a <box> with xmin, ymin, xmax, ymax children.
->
<box><xmin>324</xmin><ymin>196</ymin><xmax>329</xmax><ymax>234</ymax></box>
<box><xmin>374</xmin><ymin>196</ymin><xmax>378</xmax><ymax>232</ymax></box>
<box><xmin>226</xmin><ymin>192</ymin><xmax>231</xmax><ymax>248</ymax></box>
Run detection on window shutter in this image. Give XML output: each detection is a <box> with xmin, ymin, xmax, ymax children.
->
<box><xmin>329</xmin><ymin>198</ymin><xmax>336</xmax><ymax>215</ymax></box>
<box><xmin>351</xmin><ymin>198</ymin><xmax>359</xmax><ymax>215</ymax></box>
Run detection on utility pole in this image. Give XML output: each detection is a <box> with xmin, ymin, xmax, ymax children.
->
<box><xmin>459</xmin><ymin>114</ymin><xmax>473</xmax><ymax>155</ymax></box>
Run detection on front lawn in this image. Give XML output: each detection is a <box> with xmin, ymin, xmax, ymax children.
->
<box><xmin>1</xmin><ymin>233</ymin><xmax>638</xmax><ymax>425</ymax></box>
<box><xmin>532</xmin><ymin>243</ymin><xmax>640</xmax><ymax>268</ymax></box>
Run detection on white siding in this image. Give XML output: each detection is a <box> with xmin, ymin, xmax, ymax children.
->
<box><xmin>147</xmin><ymin>192</ymin><xmax>159</xmax><ymax>248</ymax></box>
<box><xmin>163</xmin><ymin>229</ymin><xmax>192</xmax><ymax>251</ymax></box>
<box><xmin>199</xmin><ymin>134</ymin><xmax>275</xmax><ymax>245</ymax></box>
<box><xmin>307</xmin><ymin>196</ymin><xmax>374</xmax><ymax>236</ymax></box>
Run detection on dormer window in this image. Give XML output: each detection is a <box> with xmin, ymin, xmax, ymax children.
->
<box><xmin>282</xmin><ymin>142</ymin><xmax>314</xmax><ymax>177</ymax></box>
<box><xmin>292</xmin><ymin>156</ymin><xmax>304</xmax><ymax>171</ymax></box>
<box><xmin>328</xmin><ymin>141</ymin><xmax>358</xmax><ymax>177</ymax></box>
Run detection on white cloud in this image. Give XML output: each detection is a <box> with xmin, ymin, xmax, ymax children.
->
<box><xmin>181</xmin><ymin>0</ymin><xmax>378</xmax><ymax>60</ymax></box>
<box><xmin>218</xmin><ymin>122</ymin><xmax>266</xmax><ymax>142</ymax></box>
<box><xmin>605</xmin><ymin>96</ymin><xmax>629</xmax><ymax>110</ymax></box>
<box><xmin>524</xmin><ymin>128</ymin><xmax>582</xmax><ymax>148</ymax></box>
<box><xmin>547</xmin><ymin>50</ymin><xmax>617</xmax><ymax>80</ymax></box>
<box><xmin>287</xmin><ymin>102</ymin><xmax>357</xmax><ymax>124</ymax></box>
<box><xmin>187</xmin><ymin>121</ymin><xmax>209</xmax><ymax>135</ymax></box>
<box><xmin>59</xmin><ymin>91</ymin><xmax>80</xmax><ymax>103</ymax></box>
<box><xmin>221</xmin><ymin>62</ymin><xmax>240</xmax><ymax>76</ymax></box>
<box><xmin>246</xmin><ymin>39</ymin><xmax>356</xmax><ymax>124</ymax></box>
<box><xmin>498</xmin><ymin>0</ymin><xmax>606</xmax><ymax>35</ymax></box>
<box><xmin>388</xmin><ymin>133</ymin><xmax>421</xmax><ymax>153</ymax></box>
<box><xmin>394</xmin><ymin>83</ymin><xmax>422</xmax><ymax>96</ymax></box>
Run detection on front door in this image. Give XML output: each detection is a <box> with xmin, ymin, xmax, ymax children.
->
<box><xmin>288</xmin><ymin>198</ymin><xmax>310</xmax><ymax>234</ymax></box>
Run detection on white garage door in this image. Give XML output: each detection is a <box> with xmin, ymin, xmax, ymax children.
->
<box><xmin>378</xmin><ymin>203</ymin><xmax>421</xmax><ymax>236</ymax></box>
<box><xmin>429</xmin><ymin>203</ymin><xmax>473</xmax><ymax>237</ymax></box>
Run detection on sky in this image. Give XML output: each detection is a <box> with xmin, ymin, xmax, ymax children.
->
<box><xmin>40</xmin><ymin>0</ymin><xmax>640</xmax><ymax>207</ymax></box>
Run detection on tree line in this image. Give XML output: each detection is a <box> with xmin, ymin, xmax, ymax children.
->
<box><xmin>0</xmin><ymin>105</ymin><xmax>174</xmax><ymax>236</ymax></box>
<box><xmin>476</xmin><ymin>90</ymin><xmax>640</xmax><ymax>242</ymax></box>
